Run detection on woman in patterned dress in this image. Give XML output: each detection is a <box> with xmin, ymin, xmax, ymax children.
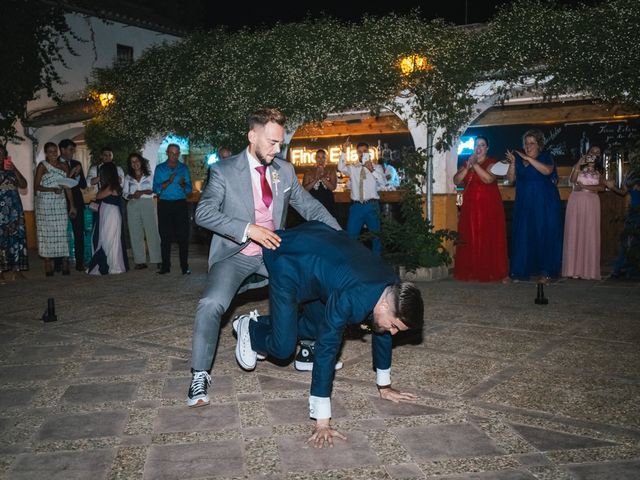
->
<box><xmin>34</xmin><ymin>142</ymin><xmax>76</xmax><ymax>276</ymax></box>
<box><xmin>0</xmin><ymin>145</ymin><xmax>29</xmax><ymax>282</ymax></box>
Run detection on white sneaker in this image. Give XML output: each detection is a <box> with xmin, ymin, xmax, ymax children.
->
<box><xmin>233</xmin><ymin>310</ymin><xmax>259</xmax><ymax>371</ymax></box>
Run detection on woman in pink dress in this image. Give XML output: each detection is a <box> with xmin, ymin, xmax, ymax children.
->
<box><xmin>562</xmin><ymin>146</ymin><xmax>605</xmax><ymax>279</ymax></box>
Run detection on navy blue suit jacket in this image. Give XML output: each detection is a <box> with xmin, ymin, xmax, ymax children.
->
<box><xmin>260</xmin><ymin>221</ymin><xmax>398</xmax><ymax>398</ymax></box>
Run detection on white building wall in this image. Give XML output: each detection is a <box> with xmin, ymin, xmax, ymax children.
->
<box><xmin>28</xmin><ymin>13</ymin><xmax>179</xmax><ymax>111</ymax></box>
<box><xmin>12</xmin><ymin>12</ymin><xmax>180</xmax><ymax>211</ymax></box>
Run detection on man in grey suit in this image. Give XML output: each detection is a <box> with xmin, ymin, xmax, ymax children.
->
<box><xmin>187</xmin><ymin>108</ymin><xmax>341</xmax><ymax>407</ymax></box>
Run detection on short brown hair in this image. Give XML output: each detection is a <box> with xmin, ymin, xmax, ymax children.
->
<box><xmin>522</xmin><ymin>129</ymin><xmax>545</xmax><ymax>150</ymax></box>
<box><xmin>248</xmin><ymin>108</ymin><xmax>286</xmax><ymax>130</ymax></box>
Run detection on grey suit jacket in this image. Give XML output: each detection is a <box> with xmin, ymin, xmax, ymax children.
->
<box><xmin>195</xmin><ymin>149</ymin><xmax>341</xmax><ymax>269</ymax></box>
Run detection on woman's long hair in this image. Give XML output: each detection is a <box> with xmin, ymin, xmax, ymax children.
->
<box><xmin>126</xmin><ymin>152</ymin><xmax>150</xmax><ymax>177</ymax></box>
<box><xmin>99</xmin><ymin>162</ymin><xmax>122</xmax><ymax>195</ymax></box>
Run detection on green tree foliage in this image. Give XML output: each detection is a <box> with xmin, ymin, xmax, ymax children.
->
<box><xmin>377</xmin><ymin>148</ymin><xmax>457</xmax><ymax>270</ymax></box>
<box><xmin>0</xmin><ymin>0</ymin><xmax>79</xmax><ymax>143</ymax></box>
<box><xmin>91</xmin><ymin>1</ymin><xmax>640</xmax><ymax>154</ymax></box>
<box><xmin>90</xmin><ymin>15</ymin><xmax>414</xmax><ymax>151</ymax></box>
<box><xmin>482</xmin><ymin>0</ymin><xmax>640</xmax><ymax>105</ymax></box>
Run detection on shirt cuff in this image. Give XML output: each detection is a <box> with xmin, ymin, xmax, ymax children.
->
<box><xmin>376</xmin><ymin>368</ymin><xmax>391</xmax><ymax>386</ymax></box>
<box><xmin>242</xmin><ymin>223</ymin><xmax>251</xmax><ymax>242</ymax></box>
<box><xmin>309</xmin><ymin>395</ymin><xmax>331</xmax><ymax>420</ymax></box>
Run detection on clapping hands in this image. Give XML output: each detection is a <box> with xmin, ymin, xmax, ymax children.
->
<box><xmin>505</xmin><ymin>150</ymin><xmax>516</xmax><ymax>164</ymax></box>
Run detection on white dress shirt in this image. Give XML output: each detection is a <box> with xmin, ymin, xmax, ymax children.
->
<box><xmin>338</xmin><ymin>152</ymin><xmax>386</xmax><ymax>201</ymax></box>
<box><xmin>309</xmin><ymin>368</ymin><xmax>391</xmax><ymax>420</ymax></box>
<box><xmin>87</xmin><ymin>163</ymin><xmax>125</xmax><ymax>190</ymax></box>
<box><xmin>123</xmin><ymin>174</ymin><xmax>154</xmax><ymax>199</ymax></box>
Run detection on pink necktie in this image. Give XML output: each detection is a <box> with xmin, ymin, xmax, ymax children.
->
<box><xmin>255</xmin><ymin>166</ymin><xmax>273</xmax><ymax>208</ymax></box>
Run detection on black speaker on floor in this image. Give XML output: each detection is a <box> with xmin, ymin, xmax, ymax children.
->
<box><xmin>534</xmin><ymin>283</ymin><xmax>548</xmax><ymax>305</ymax></box>
<box><xmin>42</xmin><ymin>298</ymin><xmax>58</xmax><ymax>322</ymax></box>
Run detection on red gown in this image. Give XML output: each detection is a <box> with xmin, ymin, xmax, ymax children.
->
<box><xmin>454</xmin><ymin>158</ymin><xmax>508</xmax><ymax>282</ymax></box>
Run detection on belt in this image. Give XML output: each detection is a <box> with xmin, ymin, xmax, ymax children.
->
<box><xmin>352</xmin><ymin>199</ymin><xmax>379</xmax><ymax>205</ymax></box>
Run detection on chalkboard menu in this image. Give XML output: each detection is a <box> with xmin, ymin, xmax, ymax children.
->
<box><xmin>461</xmin><ymin>119</ymin><xmax>640</xmax><ymax>167</ymax></box>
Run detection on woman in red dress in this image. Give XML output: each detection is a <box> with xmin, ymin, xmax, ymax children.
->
<box><xmin>453</xmin><ymin>136</ymin><xmax>508</xmax><ymax>282</ymax></box>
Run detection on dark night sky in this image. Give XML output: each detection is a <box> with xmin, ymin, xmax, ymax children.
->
<box><xmin>203</xmin><ymin>0</ymin><xmax>599</xmax><ymax>30</ymax></box>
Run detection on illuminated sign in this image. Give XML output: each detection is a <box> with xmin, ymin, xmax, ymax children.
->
<box><xmin>289</xmin><ymin>146</ymin><xmax>379</xmax><ymax>166</ymax></box>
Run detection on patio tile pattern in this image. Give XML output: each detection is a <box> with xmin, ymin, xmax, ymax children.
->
<box><xmin>0</xmin><ymin>246</ymin><xmax>639</xmax><ymax>479</ymax></box>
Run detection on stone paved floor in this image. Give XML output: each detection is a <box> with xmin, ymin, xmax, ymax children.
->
<box><xmin>1</xmin><ymin>246</ymin><xmax>639</xmax><ymax>479</ymax></box>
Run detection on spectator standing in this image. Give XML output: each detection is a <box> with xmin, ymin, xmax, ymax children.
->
<box><xmin>0</xmin><ymin>145</ymin><xmax>29</xmax><ymax>282</ymax></box>
<box><xmin>58</xmin><ymin>139</ymin><xmax>87</xmax><ymax>271</ymax></box>
<box><xmin>302</xmin><ymin>149</ymin><xmax>337</xmax><ymax>216</ymax></box>
<box><xmin>506</xmin><ymin>129</ymin><xmax>563</xmax><ymax>283</ymax></box>
<box><xmin>34</xmin><ymin>142</ymin><xmax>76</xmax><ymax>276</ymax></box>
<box><xmin>123</xmin><ymin>153</ymin><xmax>161</xmax><ymax>270</ymax></box>
<box><xmin>338</xmin><ymin>139</ymin><xmax>386</xmax><ymax>255</ymax></box>
<box><xmin>606</xmin><ymin>172</ymin><xmax>640</xmax><ymax>278</ymax></box>
<box><xmin>379</xmin><ymin>157</ymin><xmax>400</xmax><ymax>191</ymax></box>
<box><xmin>86</xmin><ymin>147</ymin><xmax>125</xmax><ymax>191</ymax></box>
<box><xmin>204</xmin><ymin>147</ymin><xmax>232</xmax><ymax>190</ymax></box>
<box><xmin>153</xmin><ymin>143</ymin><xmax>192</xmax><ymax>275</ymax></box>
<box><xmin>87</xmin><ymin>162</ymin><xmax>128</xmax><ymax>275</ymax></box>
<box><xmin>453</xmin><ymin>136</ymin><xmax>508</xmax><ymax>282</ymax></box>
<box><xmin>562</xmin><ymin>146</ymin><xmax>605</xmax><ymax>279</ymax></box>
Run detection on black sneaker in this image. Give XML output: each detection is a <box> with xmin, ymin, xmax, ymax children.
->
<box><xmin>294</xmin><ymin>340</ymin><xmax>343</xmax><ymax>372</ymax></box>
<box><xmin>187</xmin><ymin>370</ymin><xmax>211</xmax><ymax>407</ymax></box>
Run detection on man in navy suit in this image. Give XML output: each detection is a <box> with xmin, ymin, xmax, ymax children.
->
<box><xmin>234</xmin><ymin>221</ymin><xmax>424</xmax><ymax>447</ymax></box>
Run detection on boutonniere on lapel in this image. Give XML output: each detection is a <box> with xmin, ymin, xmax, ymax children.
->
<box><xmin>271</xmin><ymin>171</ymin><xmax>280</xmax><ymax>195</ymax></box>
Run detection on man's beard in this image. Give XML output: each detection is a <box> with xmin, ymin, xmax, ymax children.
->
<box><xmin>255</xmin><ymin>148</ymin><xmax>272</xmax><ymax>167</ymax></box>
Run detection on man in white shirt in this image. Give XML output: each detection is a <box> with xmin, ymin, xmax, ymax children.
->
<box><xmin>86</xmin><ymin>147</ymin><xmax>125</xmax><ymax>191</ymax></box>
<box><xmin>338</xmin><ymin>139</ymin><xmax>386</xmax><ymax>255</ymax></box>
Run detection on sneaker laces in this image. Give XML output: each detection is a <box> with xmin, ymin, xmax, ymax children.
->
<box><xmin>190</xmin><ymin>371</ymin><xmax>211</xmax><ymax>396</ymax></box>
<box><xmin>248</xmin><ymin>309</ymin><xmax>259</xmax><ymax>321</ymax></box>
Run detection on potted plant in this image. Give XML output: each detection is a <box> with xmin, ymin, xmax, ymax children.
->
<box><xmin>376</xmin><ymin>148</ymin><xmax>457</xmax><ymax>280</ymax></box>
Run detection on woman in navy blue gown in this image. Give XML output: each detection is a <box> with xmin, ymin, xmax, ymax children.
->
<box><xmin>506</xmin><ymin>129</ymin><xmax>562</xmax><ymax>284</ymax></box>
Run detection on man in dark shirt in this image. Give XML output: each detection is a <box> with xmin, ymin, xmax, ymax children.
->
<box><xmin>58</xmin><ymin>139</ymin><xmax>87</xmax><ymax>271</ymax></box>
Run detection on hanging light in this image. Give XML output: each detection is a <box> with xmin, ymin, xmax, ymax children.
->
<box><xmin>98</xmin><ymin>93</ymin><xmax>115</xmax><ymax>108</ymax></box>
<box><xmin>399</xmin><ymin>54</ymin><xmax>431</xmax><ymax>76</ymax></box>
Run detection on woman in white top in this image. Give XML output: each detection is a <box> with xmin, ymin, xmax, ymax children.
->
<box><xmin>123</xmin><ymin>153</ymin><xmax>162</xmax><ymax>269</ymax></box>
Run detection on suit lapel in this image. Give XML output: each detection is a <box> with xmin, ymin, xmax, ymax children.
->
<box><xmin>234</xmin><ymin>151</ymin><xmax>256</xmax><ymax>222</ymax></box>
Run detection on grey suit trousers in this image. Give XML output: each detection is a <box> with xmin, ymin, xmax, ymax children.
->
<box><xmin>191</xmin><ymin>252</ymin><xmax>268</xmax><ymax>371</ymax></box>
